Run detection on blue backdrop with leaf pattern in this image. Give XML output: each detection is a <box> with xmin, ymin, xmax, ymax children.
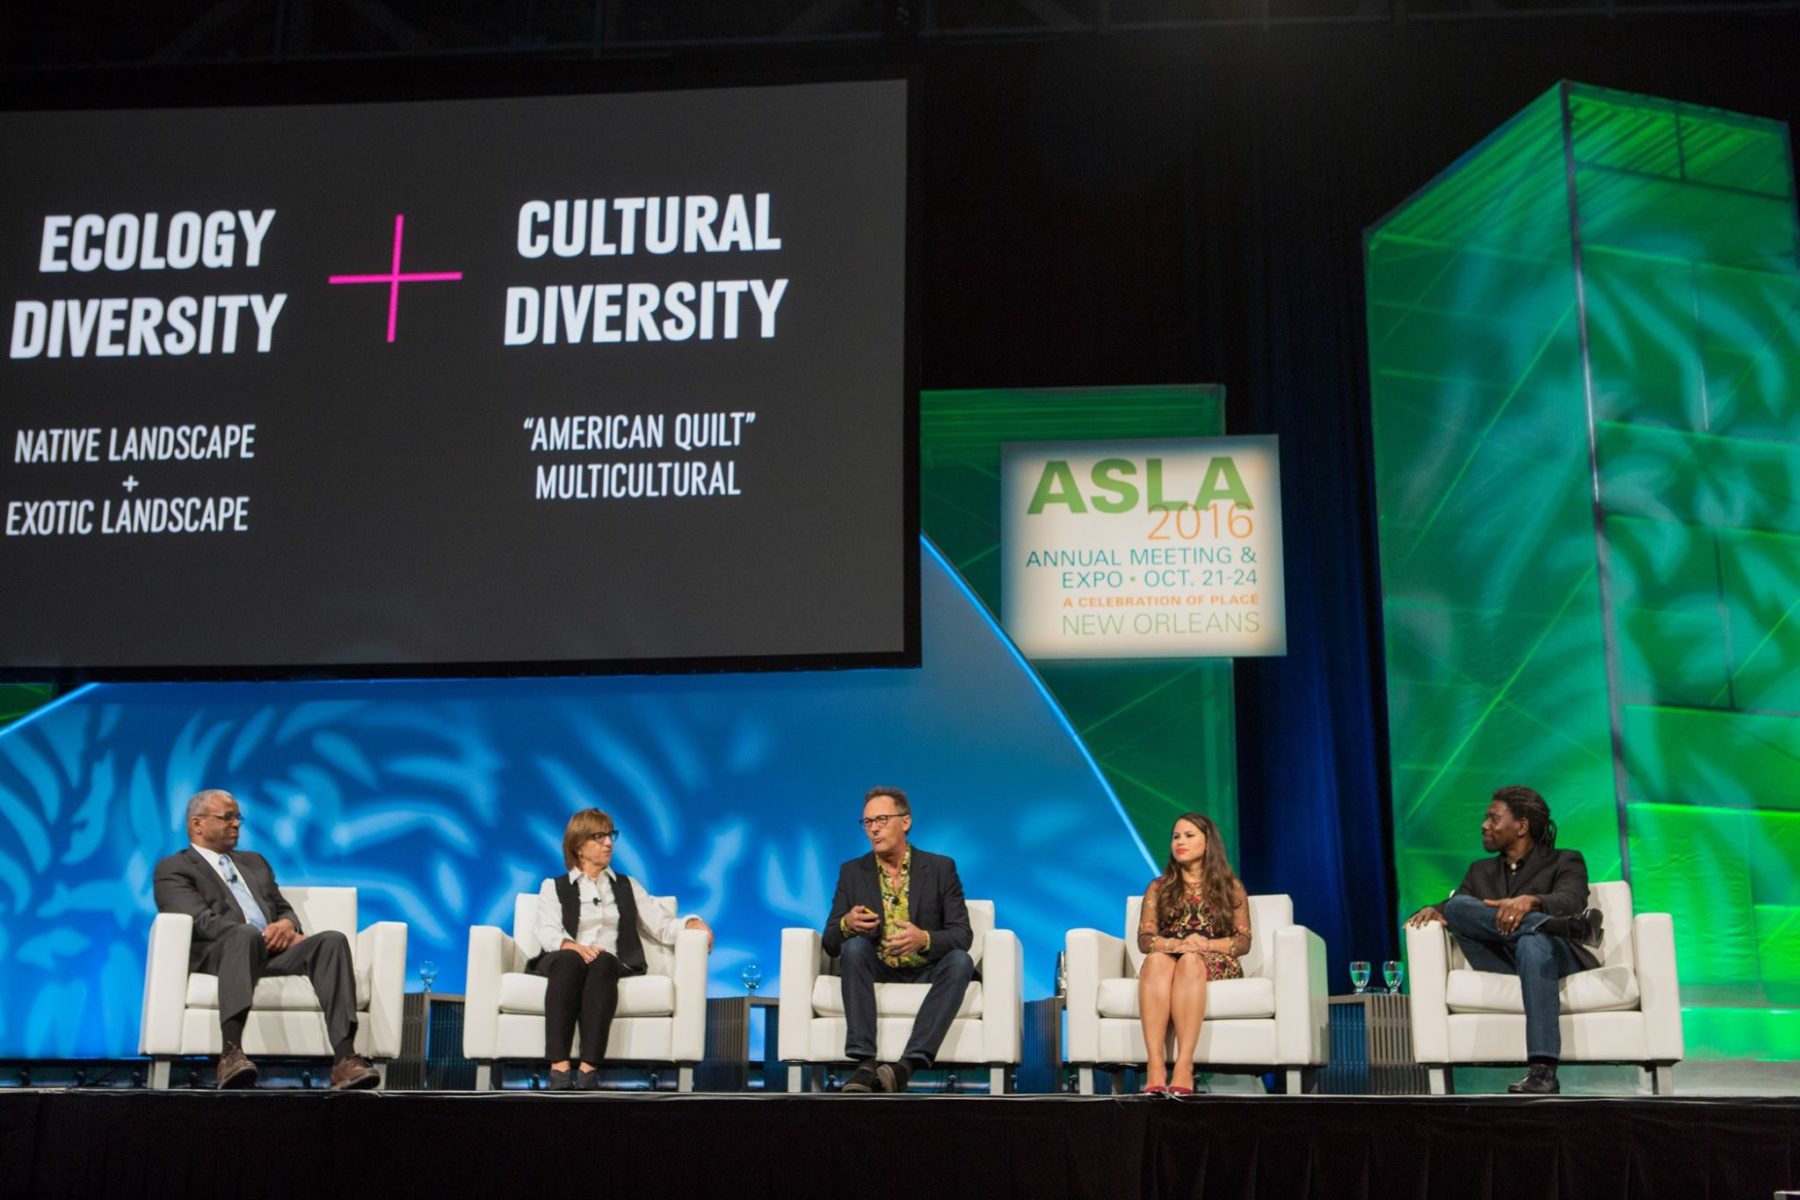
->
<box><xmin>0</xmin><ymin>542</ymin><xmax>1154</xmax><ymax>1059</ymax></box>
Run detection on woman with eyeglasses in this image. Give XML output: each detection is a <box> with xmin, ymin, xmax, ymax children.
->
<box><xmin>528</xmin><ymin>807</ymin><xmax>713</xmax><ymax>1090</ymax></box>
<box><xmin>1135</xmin><ymin>812</ymin><xmax>1251</xmax><ymax>1095</ymax></box>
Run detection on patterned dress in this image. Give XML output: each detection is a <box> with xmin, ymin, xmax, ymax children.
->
<box><xmin>1139</xmin><ymin>883</ymin><xmax>1251</xmax><ymax>982</ymax></box>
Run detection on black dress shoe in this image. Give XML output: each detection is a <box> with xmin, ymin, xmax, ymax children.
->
<box><xmin>876</xmin><ymin>1061</ymin><xmax>913</xmax><ymax>1094</ymax></box>
<box><xmin>547</xmin><ymin>1068</ymin><xmax>575</xmax><ymax>1091</ymax></box>
<box><xmin>840</xmin><ymin>1063</ymin><xmax>880</xmax><ymax>1093</ymax></box>
<box><xmin>1543</xmin><ymin>908</ymin><xmax>1604</xmax><ymax>948</ymax></box>
<box><xmin>1507</xmin><ymin>1063</ymin><xmax>1560</xmax><ymax>1094</ymax></box>
<box><xmin>575</xmin><ymin>1068</ymin><xmax>601</xmax><ymax>1091</ymax></box>
<box><xmin>1569</xmin><ymin>907</ymin><xmax>1604</xmax><ymax>948</ymax></box>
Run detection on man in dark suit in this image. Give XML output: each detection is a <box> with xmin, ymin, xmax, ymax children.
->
<box><xmin>1406</xmin><ymin>785</ymin><xmax>1605</xmax><ymax>1095</ymax></box>
<box><xmin>823</xmin><ymin>786</ymin><xmax>974</xmax><ymax>1094</ymax></box>
<box><xmin>152</xmin><ymin>789</ymin><xmax>379</xmax><ymax>1090</ymax></box>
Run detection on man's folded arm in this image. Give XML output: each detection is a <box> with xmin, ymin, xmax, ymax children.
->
<box><xmin>257</xmin><ymin>857</ymin><xmax>303</xmax><ymax>933</ymax></box>
<box><xmin>1535</xmin><ymin>851</ymin><xmax>1591</xmax><ymax>919</ymax></box>
<box><xmin>822</xmin><ymin>870</ymin><xmax>854</xmax><ymax>957</ymax></box>
<box><xmin>153</xmin><ymin>859</ymin><xmax>237</xmax><ymax>943</ymax></box>
<box><xmin>927</xmin><ymin>861</ymin><xmax>972</xmax><ymax>960</ymax></box>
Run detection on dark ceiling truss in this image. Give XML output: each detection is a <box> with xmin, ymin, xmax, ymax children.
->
<box><xmin>6</xmin><ymin>0</ymin><xmax>1799</xmax><ymax>67</ymax></box>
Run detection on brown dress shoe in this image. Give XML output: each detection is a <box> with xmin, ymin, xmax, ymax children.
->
<box><xmin>329</xmin><ymin>1055</ymin><xmax>380</xmax><ymax>1091</ymax></box>
<box><xmin>217</xmin><ymin>1046</ymin><xmax>258</xmax><ymax>1090</ymax></box>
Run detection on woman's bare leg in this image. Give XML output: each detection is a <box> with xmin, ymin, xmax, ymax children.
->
<box><xmin>1170</xmin><ymin>954</ymin><xmax>1208</xmax><ymax>1090</ymax></box>
<box><xmin>1138</xmin><ymin>953</ymin><xmax>1176</xmax><ymax>1088</ymax></box>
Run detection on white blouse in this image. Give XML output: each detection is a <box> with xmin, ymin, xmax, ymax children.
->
<box><xmin>534</xmin><ymin>868</ymin><xmax>688</xmax><ymax>957</ymax></box>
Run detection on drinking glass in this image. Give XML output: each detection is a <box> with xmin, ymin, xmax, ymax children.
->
<box><xmin>419</xmin><ymin>960</ymin><xmax>438</xmax><ymax>992</ymax></box>
<box><xmin>1349</xmin><ymin>960</ymin><xmax>1371</xmax><ymax>994</ymax></box>
<box><xmin>741</xmin><ymin>963</ymin><xmax>763</xmax><ymax>994</ymax></box>
<box><xmin>1382</xmin><ymin>960</ymin><xmax>1404</xmax><ymax>994</ymax></box>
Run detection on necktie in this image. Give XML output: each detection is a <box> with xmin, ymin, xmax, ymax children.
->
<box><xmin>219</xmin><ymin>855</ymin><xmax>269</xmax><ymax>931</ymax></box>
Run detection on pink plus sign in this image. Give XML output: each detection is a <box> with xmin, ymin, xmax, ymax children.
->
<box><xmin>328</xmin><ymin>214</ymin><xmax>463</xmax><ymax>343</ymax></box>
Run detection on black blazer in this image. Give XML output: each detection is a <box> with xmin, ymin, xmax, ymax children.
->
<box><xmin>821</xmin><ymin>846</ymin><xmax>972</xmax><ymax>965</ymax></box>
<box><xmin>153</xmin><ymin>846</ymin><xmax>303</xmax><ymax>969</ymax></box>
<box><xmin>1432</xmin><ymin>845</ymin><xmax>1600</xmax><ymax>971</ymax></box>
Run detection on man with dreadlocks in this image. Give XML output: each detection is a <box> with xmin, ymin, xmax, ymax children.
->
<box><xmin>1405</xmin><ymin>784</ymin><xmax>1606</xmax><ymax>1094</ymax></box>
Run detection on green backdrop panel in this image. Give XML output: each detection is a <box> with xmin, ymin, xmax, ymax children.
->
<box><xmin>1368</xmin><ymin>81</ymin><xmax>1800</xmax><ymax>1059</ymax></box>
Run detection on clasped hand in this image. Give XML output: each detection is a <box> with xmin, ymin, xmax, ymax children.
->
<box><xmin>1483</xmin><ymin>895</ymin><xmax>1537</xmax><ymax>935</ymax></box>
<box><xmin>883</xmin><ymin>920</ymin><xmax>928</xmax><ymax>958</ymax></box>
<box><xmin>262</xmin><ymin>918</ymin><xmax>302</xmax><ymax>953</ymax></box>
<box><xmin>843</xmin><ymin>905</ymin><xmax>925</xmax><ymax>956</ymax></box>
<box><xmin>564</xmin><ymin>940</ymin><xmax>608</xmax><ymax>963</ymax></box>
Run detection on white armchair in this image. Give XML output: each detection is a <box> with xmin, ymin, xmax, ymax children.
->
<box><xmin>139</xmin><ymin>886</ymin><xmax>407</xmax><ymax>1089</ymax></box>
<box><xmin>779</xmin><ymin>899</ymin><xmax>1021</xmax><ymax>1092</ymax></box>
<box><xmin>463</xmin><ymin>892</ymin><xmax>709</xmax><ymax>1091</ymax></box>
<box><xmin>1065</xmin><ymin>893</ymin><xmax>1328</xmax><ymax>1094</ymax></box>
<box><xmin>1406</xmin><ymin>879</ymin><xmax>1682</xmax><ymax>1094</ymax></box>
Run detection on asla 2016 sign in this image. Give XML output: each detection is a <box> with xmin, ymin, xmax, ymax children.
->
<box><xmin>1001</xmin><ymin>436</ymin><xmax>1286</xmax><ymax>659</ymax></box>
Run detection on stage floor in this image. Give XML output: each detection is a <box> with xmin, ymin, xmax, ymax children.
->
<box><xmin>3</xmin><ymin>1090</ymin><xmax>1796</xmax><ymax>1200</ymax></box>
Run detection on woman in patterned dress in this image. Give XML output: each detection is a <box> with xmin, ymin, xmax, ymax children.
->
<box><xmin>1136</xmin><ymin>812</ymin><xmax>1251</xmax><ymax>1095</ymax></box>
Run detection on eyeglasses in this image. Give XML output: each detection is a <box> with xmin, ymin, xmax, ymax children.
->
<box><xmin>859</xmin><ymin>814</ymin><xmax>902</xmax><ymax>830</ymax></box>
<box><xmin>204</xmin><ymin>811</ymin><xmax>244</xmax><ymax>825</ymax></box>
<box><xmin>585</xmin><ymin>830</ymin><xmax>621</xmax><ymax>843</ymax></box>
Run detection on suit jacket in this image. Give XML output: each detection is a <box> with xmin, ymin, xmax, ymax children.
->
<box><xmin>821</xmin><ymin>846</ymin><xmax>972</xmax><ymax>965</ymax></box>
<box><xmin>153</xmin><ymin>847</ymin><xmax>303</xmax><ymax>970</ymax></box>
<box><xmin>1432</xmin><ymin>844</ymin><xmax>1600</xmax><ymax>971</ymax></box>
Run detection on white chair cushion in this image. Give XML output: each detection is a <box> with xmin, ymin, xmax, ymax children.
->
<box><xmin>1445</xmin><ymin>964</ymin><xmax>1641</xmax><ymax>1015</ymax></box>
<box><xmin>496</xmin><ymin>971</ymin><xmax>676</xmax><ymax>1017</ymax></box>
<box><xmin>1095</xmin><ymin>975</ymin><xmax>1276</xmax><ymax>1021</ymax></box>
<box><xmin>810</xmin><ymin>975</ymin><xmax>984</xmax><ymax>1019</ymax></box>
<box><xmin>185</xmin><ymin>966</ymin><xmax>373</xmax><ymax>1012</ymax></box>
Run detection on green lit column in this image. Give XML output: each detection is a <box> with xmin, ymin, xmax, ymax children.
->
<box><xmin>1368</xmin><ymin>82</ymin><xmax>1799</xmax><ymax>1059</ymax></box>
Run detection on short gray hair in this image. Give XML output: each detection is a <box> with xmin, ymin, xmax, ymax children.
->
<box><xmin>185</xmin><ymin>789</ymin><xmax>236</xmax><ymax>825</ymax></box>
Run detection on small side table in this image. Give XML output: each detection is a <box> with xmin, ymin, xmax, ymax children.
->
<box><xmin>1321</xmin><ymin>992</ymin><xmax>1428</xmax><ymax>1095</ymax></box>
<box><xmin>389</xmin><ymin>992</ymin><xmax>477</xmax><ymax>1090</ymax></box>
<box><xmin>1018</xmin><ymin>996</ymin><xmax>1066</xmax><ymax>1094</ymax></box>
<box><xmin>698</xmin><ymin>995</ymin><xmax>781</xmax><ymax>1092</ymax></box>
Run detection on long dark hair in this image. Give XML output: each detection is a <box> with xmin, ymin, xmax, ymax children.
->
<box><xmin>1494</xmin><ymin>785</ymin><xmax>1557</xmax><ymax>849</ymax></box>
<box><xmin>1154</xmin><ymin>812</ymin><xmax>1242</xmax><ymax>930</ymax></box>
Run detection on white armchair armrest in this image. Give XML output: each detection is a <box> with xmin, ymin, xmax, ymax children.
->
<box><xmin>1405</xmin><ymin>921</ymin><xmax>1451</xmax><ymax>1063</ymax></box>
<box><xmin>139</xmin><ymin>912</ymin><xmax>193</xmax><ymax>1056</ymax></box>
<box><xmin>979</xmin><ymin>928</ymin><xmax>1022</xmax><ymax>1065</ymax></box>
<box><xmin>1273</xmin><ymin>924</ymin><xmax>1329</xmax><ymax>1064</ymax></box>
<box><xmin>669</xmin><ymin>926</ymin><xmax>711</xmax><ymax>1063</ymax></box>
<box><xmin>357</xmin><ymin>921</ymin><xmax>408</xmax><ymax>1059</ymax></box>
<box><xmin>1633</xmin><ymin>912</ymin><xmax>1683</xmax><ymax>1063</ymax></box>
<box><xmin>463</xmin><ymin>924</ymin><xmax>517</xmax><ymax>1061</ymax></box>
<box><xmin>1064</xmin><ymin>928</ymin><xmax>1124</xmax><ymax>1063</ymax></box>
<box><xmin>778</xmin><ymin>927</ymin><xmax>823</xmax><ymax>1064</ymax></box>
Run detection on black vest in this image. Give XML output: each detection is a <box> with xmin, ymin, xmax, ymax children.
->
<box><xmin>531</xmin><ymin>872</ymin><xmax>648</xmax><ymax>975</ymax></box>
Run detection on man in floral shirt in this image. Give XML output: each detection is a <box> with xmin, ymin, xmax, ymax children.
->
<box><xmin>822</xmin><ymin>786</ymin><xmax>974</xmax><ymax>1093</ymax></box>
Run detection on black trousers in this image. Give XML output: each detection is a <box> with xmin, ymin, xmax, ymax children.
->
<box><xmin>197</xmin><ymin>924</ymin><xmax>359</xmax><ymax>1056</ymax></box>
<box><xmin>535</xmin><ymin>949</ymin><xmax>638</xmax><ymax>1065</ymax></box>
